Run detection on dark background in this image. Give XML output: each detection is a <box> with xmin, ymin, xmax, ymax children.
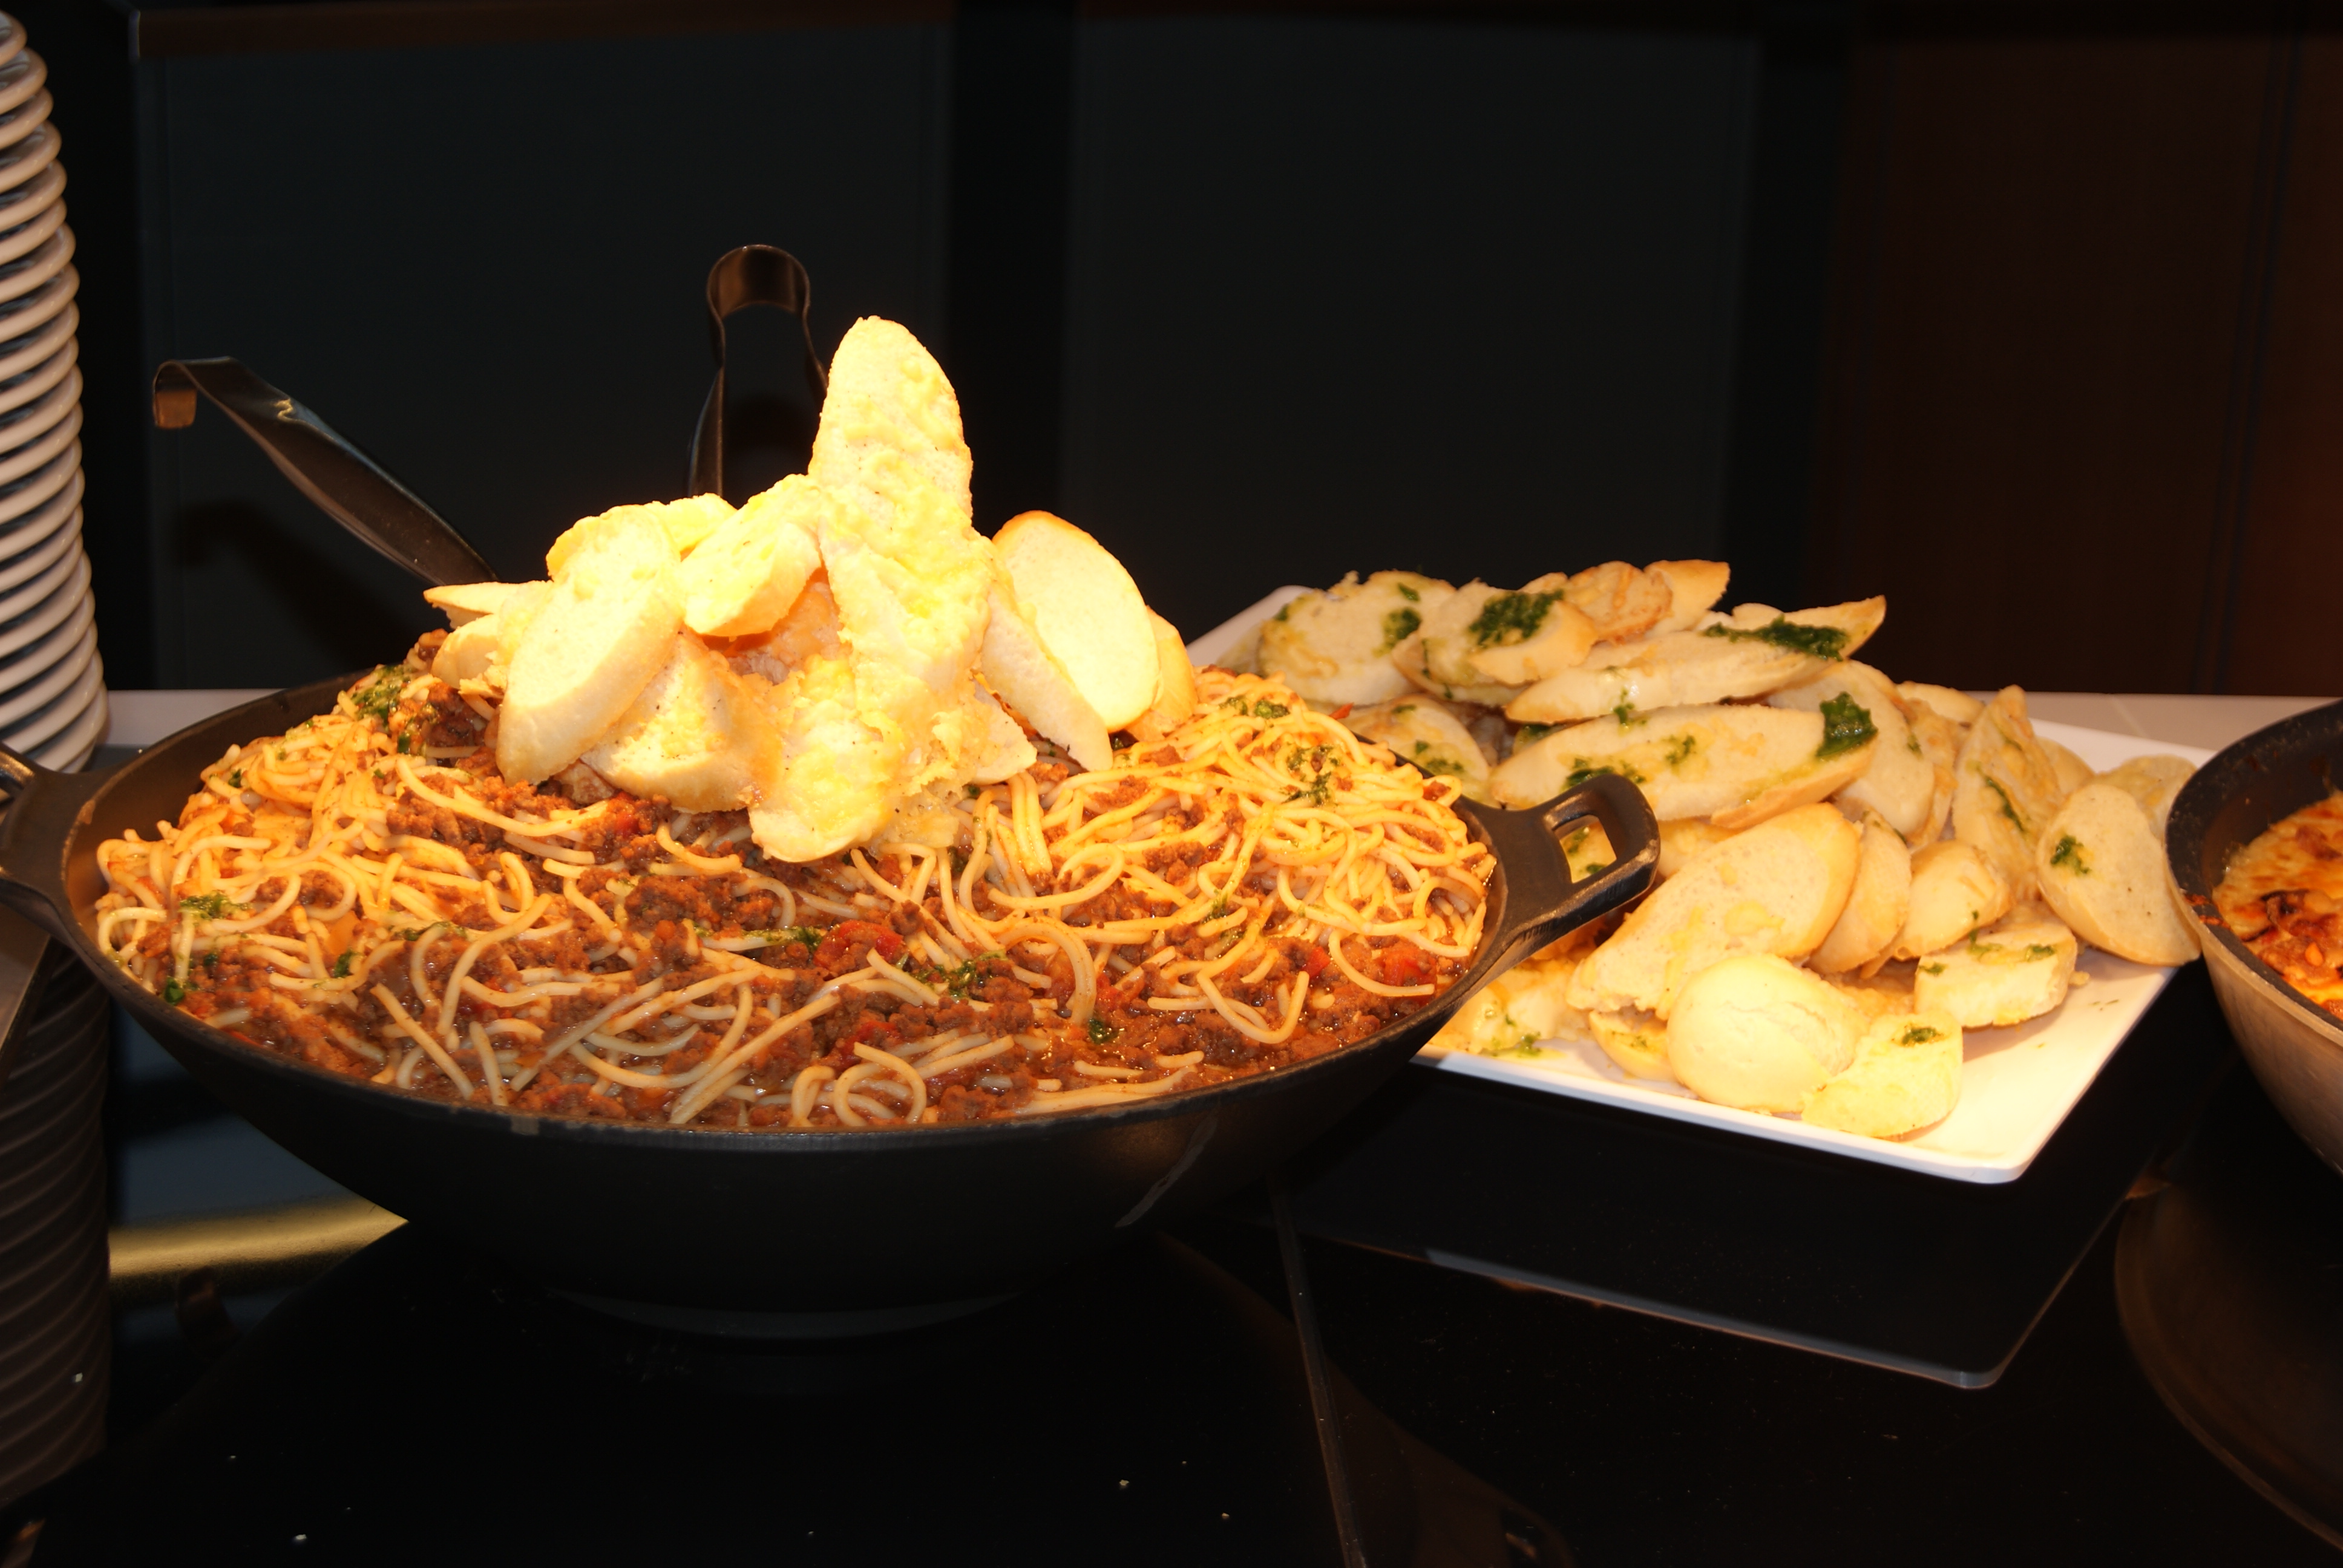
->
<box><xmin>13</xmin><ymin>0</ymin><xmax>2343</xmax><ymax>697</ymax></box>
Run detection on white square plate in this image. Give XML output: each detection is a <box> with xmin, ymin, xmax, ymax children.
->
<box><xmin>1191</xmin><ymin>589</ymin><xmax>2210</xmax><ymax>1184</ymax></box>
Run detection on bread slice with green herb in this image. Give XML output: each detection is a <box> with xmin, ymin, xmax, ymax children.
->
<box><xmin>1345</xmin><ymin>697</ymin><xmax>1492</xmax><ymax>802</ymax></box>
<box><xmin>1911</xmin><ymin>906</ymin><xmax>2077</xmax><ymax>1028</ymax></box>
<box><xmin>1565</xmin><ymin>803</ymin><xmax>1859</xmax><ymax>1019</ymax></box>
<box><xmin>1489</xmin><ymin>702</ymin><xmax>1869</xmax><ymax>828</ymax></box>
<box><xmin>1259</xmin><ymin>570</ymin><xmax>1453</xmax><ymax>706</ymax></box>
<box><xmin>1810</xmin><ymin>809</ymin><xmax>1913</xmax><ymax>975</ymax></box>
<box><xmin>1388</xmin><ymin>581</ymin><xmax>1533</xmax><ymax>707</ymax></box>
<box><xmin>1801</xmin><ymin>1011</ymin><xmax>1964</xmax><ymax>1137</ymax></box>
<box><xmin>2034</xmin><ymin>782</ymin><xmax>2200</xmax><ymax>965</ymax></box>
<box><xmin>1503</xmin><ymin>596</ymin><xmax>1886</xmax><ymax>725</ymax></box>
<box><xmin>1950</xmin><ymin>687</ymin><xmax>2068</xmax><ymax>901</ymax></box>
<box><xmin>1766</xmin><ymin>661</ymin><xmax>1933</xmax><ymax>840</ymax></box>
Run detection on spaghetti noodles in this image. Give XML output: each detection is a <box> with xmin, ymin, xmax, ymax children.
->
<box><xmin>94</xmin><ymin>657</ymin><xmax>1490</xmax><ymax>1129</ymax></box>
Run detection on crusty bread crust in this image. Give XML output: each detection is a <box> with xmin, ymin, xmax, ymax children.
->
<box><xmin>498</xmin><ymin>511</ymin><xmax>682</xmax><ymax>783</ymax></box>
<box><xmin>992</xmin><ymin>512</ymin><xmax>1161</xmax><ymax>732</ymax></box>
<box><xmin>680</xmin><ymin>475</ymin><xmax>826</xmax><ymax>639</ymax></box>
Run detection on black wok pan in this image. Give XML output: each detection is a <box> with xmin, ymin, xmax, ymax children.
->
<box><xmin>0</xmin><ymin>678</ymin><xmax>1656</xmax><ymax>1318</ymax></box>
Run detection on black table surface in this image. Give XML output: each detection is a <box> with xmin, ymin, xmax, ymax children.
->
<box><xmin>11</xmin><ymin>977</ymin><xmax>2341</xmax><ymax>1564</ymax></box>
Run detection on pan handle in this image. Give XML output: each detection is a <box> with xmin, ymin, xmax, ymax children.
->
<box><xmin>1458</xmin><ymin>771</ymin><xmax>1660</xmax><ymax>993</ymax></box>
<box><xmin>686</xmin><ymin>245</ymin><xmax>826</xmax><ymax>500</ymax></box>
<box><xmin>0</xmin><ymin>734</ymin><xmax>105</xmax><ymax>946</ymax></box>
<box><xmin>152</xmin><ymin>358</ymin><xmax>496</xmax><ymax>589</ymax></box>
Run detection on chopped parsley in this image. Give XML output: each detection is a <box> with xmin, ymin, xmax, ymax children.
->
<box><xmin>2051</xmin><ymin>833</ymin><xmax>2089</xmax><ymax>874</ymax></box>
<box><xmin>1221</xmin><ymin>696</ymin><xmax>1248</xmax><ymax>713</ymax></box>
<box><xmin>228</xmin><ymin>768</ymin><xmax>243</xmax><ymax>789</ymax></box>
<box><xmin>1702</xmin><ymin>616</ymin><xmax>1849</xmax><ymax>660</ymax></box>
<box><xmin>1416</xmin><ymin>754</ymin><xmax>1467</xmax><ymax>781</ymax></box>
<box><xmin>1392</xmin><ymin>704</ymin><xmax>1415</xmax><ymax>717</ymax></box>
<box><xmin>1895</xmin><ymin>1024</ymin><xmax>1944</xmax><ymax>1045</ymax></box>
<box><xmin>1981</xmin><ymin>774</ymin><xmax>2026</xmax><ymax>831</ymax></box>
<box><xmin>179</xmin><ymin>892</ymin><xmax>240</xmax><ymax>920</ymax></box>
<box><xmin>1516</xmin><ymin>723</ymin><xmax>1561</xmax><ymax>747</ymax></box>
<box><xmin>1395</xmin><ymin>583</ymin><xmax>1420</xmax><ymax>602</ymax></box>
<box><xmin>1906</xmin><ymin>733</ymin><xmax>1923</xmax><ymax>756</ymax></box>
<box><xmin>1252</xmin><ymin>700</ymin><xmax>1289</xmax><ymax>720</ymax></box>
<box><xmin>1612</xmin><ymin>697</ymin><xmax>1645</xmax><ymax>728</ymax></box>
<box><xmin>1380</xmin><ymin>606</ymin><xmax>1421</xmax><ymax>652</ymax></box>
<box><xmin>162</xmin><ymin>978</ymin><xmax>186</xmax><ymax>1005</ymax></box>
<box><xmin>388</xmin><ymin>921</ymin><xmax>453</xmax><ymax>942</ymax></box>
<box><xmin>349</xmin><ymin>665</ymin><xmax>410</xmax><ymax>727</ymax></box>
<box><xmin>1663</xmin><ymin>733</ymin><xmax>1697</xmax><ymax>768</ymax></box>
<box><xmin>1085</xmin><ymin>1016</ymin><xmax>1121</xmax><ymax>1045</ymax></box>
<box><xmin>965</xmin><ymin>783</ymin><xmax>983</xmax><ymax>799</ymax></box>
<box><xmin>1467</xmin><ymin>590</ymin><xmax>1564</xmax><ymax>648</ymax></box>
<box><xmin>330</xmin><ymin>952</ymin><xmax>354</xmax><ymax>979</ymax></box>
<box><xmin>1564</xmin><ymin>757</ymin><xmax>1646</xmax><ymax>789</ymax></box>
<box><xmin>1920</xmin><ymin>962</ymin><xmax>1947</xmax><ymax>975</ymax></box>
<box><xmin>1815</xmin><ymin>693</ymin><xmax>1876</xmax><ymax>760</ymax></box>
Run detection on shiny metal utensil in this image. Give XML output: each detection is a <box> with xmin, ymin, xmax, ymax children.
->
<box><xmin>152</xmin><ymin>357</ymin><xmax>494</xmax><ymax>589</ymax></box>
<box><xmin>687</xmin><ymin>244</ymin><xmax>824</xmax><ymax>499</ymax></box>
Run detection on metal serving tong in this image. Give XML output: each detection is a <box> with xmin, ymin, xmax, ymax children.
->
<box><xmin>152</xmin><ymin>358</ymin><xmax>494</xmax><ymax>589</ymax></box>
<box><xmin>151</xmin><ymin>246</ymin><xmax>827</xmax><ymax>589</ymax></box>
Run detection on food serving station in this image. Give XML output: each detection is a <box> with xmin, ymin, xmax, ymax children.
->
<box><xmin>1</xmin><ymin>1</ymin><xmax>2342</xmax><ymax>1561</ymax></box>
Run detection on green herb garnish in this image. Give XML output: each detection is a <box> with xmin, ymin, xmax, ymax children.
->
<box><xmin>179</xmin><ymin>892</ymin><xmax>239</xmax><ymax>920</ymax></box>
<box><xmin>1516</xmin><ymin>723</ymin><xmax>1561</xmax><ymax>747</ymax></box>
<box><xmin>331</xmin><ymin>952</ymin><xmax>354</xmax><ymax>979</ymax></box>
<box><xmin>1816</xmin><ymin>693</ymin><xmax>1876</xmax><ymax>760</ymax></box>
<box><xmin>1663</xmin><ymin>733</ymin><xmax>1697</xmax><ymax>768</ymax></box>
<box><xmin>1920</xmin><ymin>962</ymin><xmax>1946</xmax><ymax>975</ymax></box>
<box><xmin>349</xmin><ymin>665</ymin><xmax>410</xmax><ymax>727</ymax></box>
<box><xmin>1380</xmin><ymin>607</ymin><xmax>1421</xmax><ymax>652</ymax></box>
<box><xmin>1981</xmin><ymin>774</ymin><xmax>2025</xmax><ymax>831</ymax></box>
<box><xmin>1086</xmin><ymin>1016</ymin><xmax>1121</xmax><ymax>1045</ymax></box>
<box><xmin>1395</xmin><ymin>583</ymin><xmax>1420</xmax><ymax>602</ymax></box>
<box><xmin>1702</xmin><ymin>616</ymin><xmax>1849</xmax><ymax>659</ymax></box>
<box><xmin>1467</xmin><ymin>590</ymin><xmax>1564</xmax><ymax>648</ymax></box>
<box><xmin>1896</xmin><ymin>1025</ymin><xmax>1943</xmax><ymax>1045</ymax></box>
<box><xmin>1252</xmin><ymin>700</ymin><xmax>1289</xmax><ymax>720</ymax></box>
<box><xmin>2050</xmin><ymin>834</ymin><xmax>2089</xmax><ymax>874</ymax></box>
<box><xmin>228</xmin><ymin>768</ymin><xmax>243</xmax><ymax>789</ymax></box>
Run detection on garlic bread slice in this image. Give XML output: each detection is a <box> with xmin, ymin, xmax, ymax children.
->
<box><xmin>582</xmin><ymin>635</ymin><xmax>758</xmax><ymax>811</ymax></box>
<box><xmin>1912</xmin><ymin>906</ymin><xmax>2077</xmax><ymax>1028</ymax></box>
<box><xmin>2035</xmin><ymin>782</ymin><xmax>2200</xmax><ymax>965</ymax></box>
<box><xmin>678</xmin><ymin>475</ymin><xmax>827</xmax><ymax>638</ymax></box>
<box><xmin>992</xmin><ymin>511</ymin><xmax>1161</xmax><ymax>732</ymax></box>
<box><xmin>1504</xmin><ymin>596</ymin><xmax>1887</xmax><ymax>725</ymax></box>
<box><xmin>1801</xmin><ymin>1011</ymin><xmax>1963</xmax><ymax>1137</ymax></box>
<box><xmin>1950</xmin><ymin>687</ymin><xmax>2068</xmax><ymax>900</ymax></box>
<box><xmin>1257</xmin><ymin>570</ymin><xmax>1452</xmax><ymax>707</ymax></box>
<box><xmin>1767</xmin><ymin>661</ymin><xmax>1933</xmax><ymax>839</ymax></box>
<box><xmin>1590</xmin><ymin>1007</ymin><xmax>1674</xmax><ymax>1081</ymax></box>
<box><xmin>1431</xmin><ymin>950</ymin><xmax>1593</xmax><ymax>1057</ymax></box>
<box><xmin>431</xmin><ymin>614</ymin><xmax>501</xmax><ymax>685</ymax></box>
<box><xmin>497</xmin><ymin>509</ymin><xmax>683</xmax><ymax>784</ymax></box>
<box><xmin>979</xmin><ymin>580</ymin><xmax>1112</xmax><ymax>772</ymax></box>
<box><xmin>1345</xmin><ymin>697</ymin><xmax>1491</xmax><ymax>802</ymax></box>
<box><xmin>1565</xmin><ymin>803</ymin><xmax>1859</xmax><ymax>1019</ymax></box>
<box><xmin>1889</xmin><ymin>839</ymin><xmax>2013</xmax><ymax>961</ymax></box>
<box><xmin>1390</xmin><ymin>581</ymin><xmax>1533</xmax><ymax>707</ymax></box>
<box><xmin>1559</xmin><ymin>561</ymin><xmax>1673</xmax><ymax>645</ymax></box>
<box><xmin>1647</xmin><ymin>559</ymin><xmax>1730</xmax><ymax>633</ymax></box>
<box><xmin>424</xmin><ymin>581</ymin><xmax>526</xmax><ymax>628</ymax></box>
<box><xmin>2096</xmin><ymin>754</ymin><xmax>2195</xmax><ymax>835</ymax></box>
<box><xmin>1811</xmin><ymin>810</ymin><xmax>1913</xmax><ymax>975</ymax></box>
<box><xmin>545</xmin><ymin>494</ymin><xmax>732</xmax><ymax>576</ymax></box>
<box><xmin>1666</xmin><ymin>954</ymin><xmax>1866</xmax><ymax>1113</ymax></box>
<box><xmin>1490</xmin><ymin>702</ymin><xmax>1844</xmax><ymax>823</ymax></box>
<box><xmin>1127</xmin><ymin>610</ymin><xmax>1199</xmax><ymax>741</ymax></box>
<box><xmin>1897</xmin><ymin>682</ymin><xmax>1981</xmax><ymax>727</ymax></box>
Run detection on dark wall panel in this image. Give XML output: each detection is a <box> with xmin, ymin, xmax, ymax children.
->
<box><xmin>1810</xmin><ymin>29</ymin><xmax>2277</xmax><ymax>694</ymax></box>
<box><xmin>2226</xmin><ymin>35</ymin><xmax>2343</xmax><ymax>697</ymax></box>
<box><xmin>1057</xmin><ymin>16</ymin><xmax>1760</xmax><ymax>642</ymax></box>
<box><xmin>142</xmin><ymin>24</ymin><xmax>949</xmax><ymax>687</ymax></box>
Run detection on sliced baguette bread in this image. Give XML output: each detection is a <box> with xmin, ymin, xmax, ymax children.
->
<box><xmin>2034</xmin><ymin>781</ymin><xmax>2199</xmax><ymax>965</ymax></box>
<box><xmin>1127</xmin><ymin>611</ymin><xmax>1198</xmax><ymax>742</ymax></box>
<box><xmin>678</xmin><ymin>475</ymin><xmax>827</xmax><ymax>638</ymax></box>
<box><xmin>545</xmin><ymin>495</ymin><xmax>732</xmax><ymax>577</ymax></box>
<box><xmin>991</xmin><ymin>511</ymin><xmax>1160</xmax><ymax>732</ymax></box>
<box><xmin>1800</xmin><ymin>1011</ymin><xmax>1963</xmax><ymax>1137</ymax></box>
<box><xmin>1912</xmin><ymin>906</ymin><xmax>2077</xmax><ymax>1028</ymax></box>
<box><xmin>1810</xmin><ymin>809</ymin><xmax>1913</xmax><ymax>975</ymax></box>
<box><xmin>497</xmin><ymin>509</ymin><xmax>683</xmax><ymax>783</ymax></box>
<box><xmin>582</xmin><ymin>635</ymin><xmax>758</xmax><ymax>811</ymax></box>
<box><xmin>424</xmin><ymin>581</ymin><xmax>526</xmax><ymax>628</ymax></box>
<box><xmin>979</xmin><ymin>580</ymin><xmax>1112</xmax><ymax>771</ymax></box>
<box><xmin>1666</xmin><ymin>954</ymin><xmax>1866</xmax><ymax>1113</ymax></box>
<box><xmin>1889</xmin><ymin>838</ymin><xmax>2013</xmax><ymax>961</ymax></box>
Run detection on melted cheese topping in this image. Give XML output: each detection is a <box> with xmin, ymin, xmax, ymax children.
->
<box><xmin>2213</xmin><ymin>792</ymin><xmax>2343</xmax><ymax>1016</ymax></box>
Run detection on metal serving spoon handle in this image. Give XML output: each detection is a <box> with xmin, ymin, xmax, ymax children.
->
<box><xmin>152</xmin><ymin>358</ymin><xmax>496</xmax><ymax>589</ymax></box>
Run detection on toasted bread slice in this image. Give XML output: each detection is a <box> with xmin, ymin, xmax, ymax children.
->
<box><xmin>810</xmin><ymin>316</ymin><xmax>974</xmax><ymax>524</ymax></box>
<box><xmin>1810</xmin><ymin>810</ymin><xmax>1913</xmax><ymax>975</ymax></box>
<box><xmin>1561</xmin><ymin>561</ymin><xmax>1673</xmax><ymax>644</ymax></box>
<box><xmin>423</xmin><ymin>581</ymin><xmax>524</xmax><ymax>629</ymax></box>
<box><xmin>545</xmin><ymin>495</ymin><xmax>732</xmax><ymax>577</ymax></box>
<box><xmin>1950</xmin><ymin>687</ymin><xmax>2068</xmax><ymax>900</ymax></box>
<box><xmin>1345</xmin><ymin>697</ymin><xmax>1492</xmax><ymax>803</ymax></box>
<box><xmin>1906</xmin><ymin>704</ymin><xmax>1961</xmax><ymax>844</ymax></box>
<box><xmin>1565</xmin><ymin>803</ymin><xmax>1859</xmax><ymax>1019</ymax></box>
<box><xmin>1890</xmin><ymin>839</ymin><xmax>2013</xmax><ymax>961</ymax></box>
<box><xmin>1801</xmin><ymin>1011</ymin><xmax>1964</xmax><ymax>1137</ymax></box>
<box><xmin>1767</xmin><ymin>661</ymin><xmax>1933</xmax><ymax>839</ymax></box>
<box><xmin>1659</xmin><ymin>818</ymin><xmax>1739</xmax><ymax>880</ymax></box>
<box><xmin>1389</xmin><ymin>582</ymin><xmax>1532</xmax><ymax>707</ymax></box>
<box><xmin>497</xmin><ymin>509</ymin><xmax>683</xmax><ymax>783</ymax></box>
<box><xmin>1127</xmin><ymin>612</ymin><xmax>1197</xmax><ymax>741</ymax></box>
<box><xmin>1590</xmin><ymin>1007</ymin><xmax>1676</xmax><ymax>1081</ymax></box>
<box><xmin>431</xmin><ymin>614</ymin><xmax>501</xmax><ymax>685</ymax></box>
<box><xmin>2040</xmin><ymin>737</ymin><xmax>2094</xmax><ymax>797</ymax></box>
<box><xmin>1912</xmin><ymin>906</ymin><xmax>2077</xmax><ymax>1028</ymax></box>
<box><xmin>2096</xmin><ymin>754</ymin><xmax>2194</xmax><ymax>835</ymax></box>
<box><xmin>1647</xmin><ymin>560</ymin><xmax>1730</xmax><ymax>633</ymax></box>
<box><xmin>2035</xmin><ymin>782</ymin><xmax>2200</xmax><ymax>965</ymax></box>
<box><xmin>980</xmin><ymin>580</ymin><xmax>1111</xmax><ymax>771</ymax></box>
<box><xmin>583</xmin><ymin>635</ymin><xmax>758</xmax><ymax>811</ymax></box>
<box><xmin>1490</xmin><ymin>702</ymin><xmax>1871</xmax><ymax>830</ymax></box>
<box><xmin>964</xmin><ymin>688</ymin><xmax>1039</xmax><ymax>783</ymax></box>
<box><xmin>678</xmin><ymin>475</ymin><xmax>827</xmax><ymax>638</ymax></box>
<box><xmin>1666</xmin><ymin>954</ymin><xmax>1866</xmax><ymax>1112</ymax></box>
<box><xmin>991</xmin><ymin>512</ymin><xmax>1161</xmax><ymax>731</ymax></box>
<box><xmin>1260</xmin><ymin>571</ymin><xmax>1453</xmax><ymax>706</ymax></box>
<box><xmin>745</xmin><ymin>654</ymin><xmax>900</xmax><ymax>861</ymax></box>
<box><xmin>1464</xmin><ymin>574</ymin><xmax>1602</xmax><ymax>685</ymax></box>
<box><xmin>1430</xmin><ymin>951</ymin><xmax>1594</xmax><ymax>1057</ymax></box>
<box><xmin>1505</xmin><ymin>597</ymin><xmax>1886</xmax><ymax>725</ymax></box>
<box><xmin>1897</xmin><ymin>682</ymin><xmax>1981</xmax><ymax>726</ymax></box>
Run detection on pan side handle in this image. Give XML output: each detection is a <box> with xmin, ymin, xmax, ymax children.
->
<box><xmin>687</xmin><ymin>245</ymin><xmax>826</xmax><ymax>500</ymax></box>
<box><xmin>1459</xmin><ymin>772</ymin><xmax>1659</xmax><ymax>997</ymax></box>
<box><xmin>0</xmin><ymin>734</ymin><xmax>105</xmax><ymax>946</ymax></box>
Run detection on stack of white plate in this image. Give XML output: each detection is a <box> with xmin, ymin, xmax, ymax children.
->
<box><xmin>0</xmin><ymin>15</ymin><xmax>99</xmax><ymax>772</ymax></box>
